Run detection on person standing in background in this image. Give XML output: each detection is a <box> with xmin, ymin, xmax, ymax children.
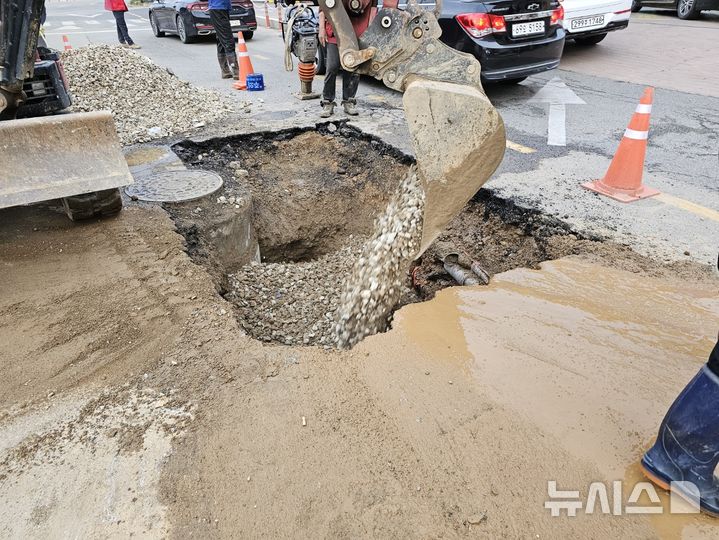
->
<box><xmin>104</xmin><ymin>0</ymin><xmax>141</xmax><ymax>49</ymax></box>
<box><xmin>209</xmin><ymin>0</ymin><xmax>238</xmax><ymax>79</ymax></box>
<box><xmin>318</xmin><ymin>0</ymin><xmax>376</xmax><ymax>118</ymax></box>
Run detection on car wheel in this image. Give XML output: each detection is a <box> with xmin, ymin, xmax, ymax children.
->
<box><xmin>315</xmin><ymin>43</ymin><xmax>326</xmax><ymax>76</ymax></box>
<box><xmin>677</xmin><ymin>0</ymin><xmax>700</xmax><ymax>19</ymax></box>
<box><xmin>243</xmin><ymin>31</ymin><xmax>254</xmax><ymax>40</ymax></box>
<box><xmin>575</xmin><ymin>33</ymin><xmax>607</xmax><ymax>45</ymax></box>
<box><xmin>177</xmin><ymin>15</ymin><xmax>194</xmax><ymax>43</ymax></box>
<box><xmin>631</xmin><ymin>0</ymin><xmax>642</xmax><ymax>12</ymax></box>
<box><xmin>150</xmin><ymin>12</ymin><xmax>165</xmax><ymax>37</ymax></box>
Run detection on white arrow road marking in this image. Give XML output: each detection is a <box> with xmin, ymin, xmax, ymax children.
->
<box><xmin>547</xmin><ymin>103</ymin><xmax>566</xmax><ymax>146</ymax></box>
<box><xmin>528</xmin><ymin>77</ymin><xmax>586</xmax><ymax>147</ymax></box>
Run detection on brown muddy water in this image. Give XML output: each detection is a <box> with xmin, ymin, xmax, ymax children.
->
<box><xmin>364</xmin><ymin>256</ymin><xmax>719</xmax><ymax>538</ymax></box>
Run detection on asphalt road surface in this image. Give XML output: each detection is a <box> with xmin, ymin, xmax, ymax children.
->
<box><xmin>43</xmin><ymin>0</ymin><xmax>719</xmax><ymax>265</ymax></box>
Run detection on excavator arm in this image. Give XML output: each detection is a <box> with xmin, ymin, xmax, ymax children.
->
<box><xmin>318</xmin><ymin>0</ymin><xmax>506</xmax><ymax>255</ymax></box>
<box><xmin>0</xmin><ymin>0</ymin><xmax>44</xmax><ymax>119</ymax></box>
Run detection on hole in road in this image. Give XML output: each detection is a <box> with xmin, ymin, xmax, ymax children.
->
<box><xmin>166</xmin><ymin>125</ymin><xmax>662</xmax><ymax>348</ymax></box>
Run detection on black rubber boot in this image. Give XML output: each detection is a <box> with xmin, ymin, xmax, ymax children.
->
<box><xmin>226</xmin><ymin>55</ymin><xmax>239</xmax><ymax>80</ymax></box>
<box><xmin>641</xmin><ymin>365</ymin><xmax>719</xmax><ymax>516</ymax></box>
<box><xmin>218</xmin><ymin>53</ymin><xmax>232</xmax><ymax>79</ymax></box>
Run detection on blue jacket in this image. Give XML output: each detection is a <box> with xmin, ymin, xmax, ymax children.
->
<box><xmin>208</xmin><ymin>0</ymin><xmax>231</xmax><ymax>10</ymax></box>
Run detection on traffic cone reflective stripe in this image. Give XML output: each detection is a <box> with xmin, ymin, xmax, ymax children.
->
<box><xmin>62</xmin><ymin>35</ymin><xmax>72</xmax><ymax>51</ymax></box>
<box><xmin>581</xmin><ymin>87</ymin><xmax>660</xmax><ymax>203</ymax></box>
<box><xmin>232</xmin><ymin>33</ymin><xmax>255</xmax><ymax>91</ymax></box>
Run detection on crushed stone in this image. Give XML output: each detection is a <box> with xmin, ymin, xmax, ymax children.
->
<box><xmin>335</xmin><ymin>170</ymin><xmax>425</xmax><ymax>348</ymax></box>
<box><xmin>62</xmin><ymin>45</ymin><xmax>241</xmax><ymax>145</ymax></box>
<box><xmin>226</xmin><ymin>241</ymin><xmax>364</xmax><ymax>347</ymax></box>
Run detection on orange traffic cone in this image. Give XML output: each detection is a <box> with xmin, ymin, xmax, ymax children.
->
<box><xmin>582</xmin><ymin>87</ymin><xmax>660</xmax><ymax>203</ymax></box>
<box><xmin>62</xmin><ymin>35</ymin><xmax>72</xmax><ymax>51</ymax></box>
<box><xmin>232</xmin><ymin>32</ymin><xmax>255</xmax><ymax>91</ymax></box>
<box><xmin>264</xmin><ymin>1</ymin><xmax>271</xmax><ymax>28</ymax></box>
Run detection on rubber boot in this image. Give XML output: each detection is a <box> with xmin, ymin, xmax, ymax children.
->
<box><xmin>641</xmin><ymin>365</ymin><xmax>719</xmax><ymax>516</ymax></box>
<box><xmin>342</xmin><ymin>99</ymin><xmax>358</xmax><ymax>116</ymax></box>
<box><xmin>218</xmin><ymin>53</ymin><xmax>232</xmax><ymax>79</ymax></box>
<box><xmin>320</xmin><ymin>101</ymin><xmax>335</xmax><ymax>118</ymax></box>
<box><xmin>226</xmin><ymin>55</ymin><xmax>239</xmax><ymax>80</ymax></box>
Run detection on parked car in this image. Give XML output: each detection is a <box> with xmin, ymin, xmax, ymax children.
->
<box><xmin>631</xmin><ymin>0</ymin><xmax>719</xmax><ymax>19</ymax></box>
<box><xmin>436</xmin><ymin>0</ymin><xmax>566</xmax><ymax>84</ymax></box>
<box><xmin>562</xmin><ymin>0</ymin><xmax>632</xmax><ymax>45</ymax></box>
<box><xmin>148</xmin><ymin>0</ymin><xmax>257</xmax><ymax>43</ymax></box>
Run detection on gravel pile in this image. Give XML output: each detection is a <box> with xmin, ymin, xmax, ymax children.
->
<box><xmin>62</xmin><ymin>45</ymin><xmax>237</xmax><ymax>145</ymax></box>
<box><xmin>335</xmin><ymin>170</ymin><xmax>425</xmax><ymax>348</ymax></box>
<box><xmin>226</xmin><ymin>242</ymin><xmax>363</xmax><ymax>347</ymax></box>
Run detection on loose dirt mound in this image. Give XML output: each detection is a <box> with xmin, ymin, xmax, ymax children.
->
<box><xmin>63</xmin><ymin>45</ymin><xmax>239</xmax><ymax>145</ymax></box>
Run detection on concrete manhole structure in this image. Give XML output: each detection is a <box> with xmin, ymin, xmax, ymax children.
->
<box><xmin>165</xmin><ymin>124</ymin><xmax>626</xmax><ymax>348</ymax></box>
<box><xmin>124</xmin><ymin>145</ymin><xmax>224</xmax><ymax>202</ymax></box>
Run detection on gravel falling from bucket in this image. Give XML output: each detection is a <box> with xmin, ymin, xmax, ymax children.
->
<box><xmin>335</xmin><ymin>169</ymin><xmax>425</xmax><ymax>348</ymax></box>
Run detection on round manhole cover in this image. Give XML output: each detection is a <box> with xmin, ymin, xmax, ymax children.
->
<box><xmin>125</xmin><ymin>170</ymin><xmax>224</xmax><ymax>202</ymax></box>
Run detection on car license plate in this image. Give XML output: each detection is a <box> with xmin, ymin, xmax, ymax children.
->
<box><xmin>570</xmin><ymin>15</ymin><xmax>605</xmax><ymax>30</ymax></box>
<box><xmin>512</xmin><ymin>20</ymin><xmax>545</xmax><ymax>37</ymax></box>
<box><xmin>230</xmin><ymin>20</ymin><xmax>242</xmax><ymax>27</ymax></box>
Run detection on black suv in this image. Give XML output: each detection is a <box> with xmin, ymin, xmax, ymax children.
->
<box><xmin>437</xmin><ymin>0</ymin><xmax>565</xmax><ymax>83</ymax></box>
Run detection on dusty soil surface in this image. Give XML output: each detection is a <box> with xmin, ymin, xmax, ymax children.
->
<box><xmin>2</xmin><ymin>198</ymin><xmax>718</xmax><ymax>538</ymax></box>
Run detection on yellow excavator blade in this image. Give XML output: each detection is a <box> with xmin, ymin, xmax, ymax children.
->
<box><xmin>0</xmin><ymin>111</ymin><xmax>132</xmax><ymax>209</ymax></box>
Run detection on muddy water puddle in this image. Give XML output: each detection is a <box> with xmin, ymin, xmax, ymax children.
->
<box><xmin>388</xmin><ymin>256</ymin><xmax>719</xmax><ymax>538</ymax></box>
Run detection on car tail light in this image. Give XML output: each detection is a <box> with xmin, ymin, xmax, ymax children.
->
<box><xmin>490</xmin><ymin>14</ymin><xmax>506</xmax><ymax>32</ymax></box>
<box><xmin>456</xmin><ymin>13</ymin><xmax>506</xmax><ymax>38</ymax></box>
<box><xmin>232</xmin><ymin>0</ymin><xmax>253</xmax><ymax>7</ymax></box>
<box><xmin>550</xmin><ymin>5</ymin><xmax>564</xmax><ymax>25</ymax></box>
<box><xmin>614</xmin><ymin>9</ymin><xmax>631</xmax><ymax>14</ymax></box>
<box><xmin>189</xmin><ymin>3</ymin><xmax>209</xmax><ymax>11</ymax></box>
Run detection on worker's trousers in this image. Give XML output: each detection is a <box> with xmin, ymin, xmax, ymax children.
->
<box><xmin>322</xmin><ymin>43</ymin><xmax>360</xmax><ymax>104</ymax></box>
<box><xmin>210</xmin><ymin>10</ymin><xmax>235</xmax><ymax>60</ymax></box>
<box><xmin>113</xmin><ymin>11</ymin><xmax>134</xmax><ymax>45</ymax></box>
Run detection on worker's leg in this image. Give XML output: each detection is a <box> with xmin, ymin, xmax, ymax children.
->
<box><xmin>210</xmin><ymin>9</ymin><xmax>236</xmax><ymax>77</ymax></box>
<box><xmin>112</xmin><ymin>11</ymin><xmax>127</xmax><ymax>44</ymax></box>
<box><xmin>341</xmin><ymin>72</ymin><xmax>360</xmax><ymax>115</ymax></box>
<box><xmin>113</xmin><ymin>11</ymin><xmax>134</xmax><ymax>46</ymax></box>
<box><xmin>320</xmin><ymin>43</ymin><xmax>339</xmax><ymax>117</ymax></box>
<box><xmin>641</xmin><ymin>339</ymin><xmax>719</xmax><ymax>516</ymax></box>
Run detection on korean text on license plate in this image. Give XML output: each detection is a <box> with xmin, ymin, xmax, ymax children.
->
<box><xmin>230</xmin><ymin>20</ymin><xmax>242</xmax><ymax>27</ymax></box>
<box><xmin>512</xmin><ymin>20</ymin><xmax>545</xmax><ymax>37</ymax></box>
<box><xmin>570</xmin><ymin>15</ymin><xmax>605</xmax><ymax>30</ymax></box>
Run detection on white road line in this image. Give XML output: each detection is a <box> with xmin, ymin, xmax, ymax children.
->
<box><xmin>547</xmin><ymin>104</ymin><xmax>566</xmax><ymax>147</ymax></box>
<box><xmin>85</xmin><ymin>20</ymin><xmax>101</xmax><ymax>25</ymax></box>
<box><xmin>46</xmin><ymin>29</ymin><xmax>153</xmax><ymax>35</ymax></box>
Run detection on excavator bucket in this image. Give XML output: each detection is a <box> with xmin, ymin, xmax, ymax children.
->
<box><xmin>318</xmin><ymin>0</ymin><xmax>506</xmax><ymax>258</ymax></box>
<box><xmin>403</xmin><ymin>79</ymin><xmax>505</xmax><ymax>254</ymax></box>
<box><xmin>0</xmin><ymin>111</ymin><xmax>133</xmax><ymax>209</ymax></box>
